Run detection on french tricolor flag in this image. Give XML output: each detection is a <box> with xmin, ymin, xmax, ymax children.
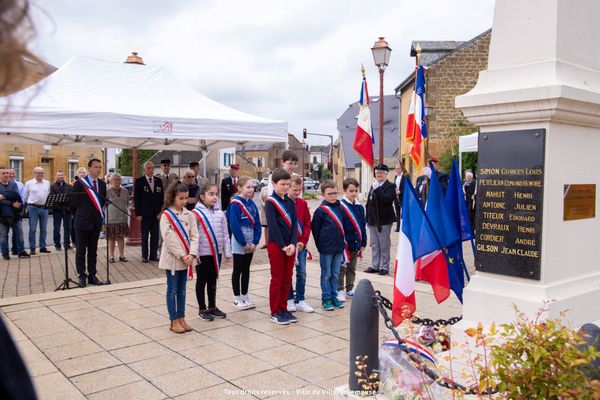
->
<box><xmin>352</xmin><ymin>76</ymin><xmax>374</xmax><ymax>168</ymax></box>
<box><xmin>393</xmin><ymin>178</ymin><xmax>442</xmax><ymax>326</ymax></box>
<box><xmin>405</xmin><ymin>65</ymin><xmax>428</xmax><ymax>167</ymax></box>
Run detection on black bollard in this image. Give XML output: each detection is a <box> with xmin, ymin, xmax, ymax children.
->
<box><xmin>349</xmin><ymin>279</ymin><xmax>379</xmax><ymax>392</ymax></box>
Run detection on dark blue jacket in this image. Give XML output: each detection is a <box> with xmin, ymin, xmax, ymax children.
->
<box><xmin>227</xmin><ymin>196</ymin><xmax>262</xmax><ymax>246</ymax></box>
<box><xmin>265</xmin><ymin>193</ymin><xmax>297</xmax><ymax>249</ymax></box>
<box><xmin>312</xmin><ymin>200</ymin><xmax>347</xmax><ymax>255</ymax></box>
<box><xmin>340</xmin><ymin>198</ymin><xmax>367</xmax><ymax>252</ymax></box>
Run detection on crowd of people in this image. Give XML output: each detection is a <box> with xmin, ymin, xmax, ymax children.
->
<box><xmin>0</xmin><ymin>150</ymin><xmax>478</xmax><ymax>332</ymax></box>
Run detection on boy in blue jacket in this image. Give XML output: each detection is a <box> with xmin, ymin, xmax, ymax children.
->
<box><xmin>338</xmin><ymin>178</ymin><xmax>367</xmax><ymax>301</ymax></box>
<box><xmin>312</xmin><ymin>179</ymin><xmax>348</xmax><ymax>311</ymax></box>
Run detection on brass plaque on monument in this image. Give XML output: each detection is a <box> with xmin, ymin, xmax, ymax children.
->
<box><xmin>563</xmin><ymin>184</ymin><xmax>596</xmax><ymax>221</ymax></box>
<box><xmin>475</xmin><ymin>129</ymin><xmax>545</xmax><ymax>280</ymax></box>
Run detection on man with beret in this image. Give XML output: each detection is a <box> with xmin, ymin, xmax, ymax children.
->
<box><xmin>220</xmin><ymin>164</ymin><xmax>240</xmax><ymax>211</ymax></box>
<box><xmin>156</xmin><ymin>159</ymin><xmax>178</xmax><ymax>190</ymax></box>
<box><xmin>365</xmin><ymin>163</ymin><xmax>396</xmax><ymax>275</ymax></box>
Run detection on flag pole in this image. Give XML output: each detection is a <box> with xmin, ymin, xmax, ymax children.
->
<box><xmin>415</xmin><ymin>44</ymin><xmax>432</xmax><ymax>203</ymax></box>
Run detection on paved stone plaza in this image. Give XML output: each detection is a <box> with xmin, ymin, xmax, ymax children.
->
<box><xmin>0</xmin><ymin>261</ymin><xmax>463</xmax><ymax>399</ymax></box>
<box><xmin>0</xmin><ymin>200</ymin><xmax>472</xmax><ymax>399</ymax></box>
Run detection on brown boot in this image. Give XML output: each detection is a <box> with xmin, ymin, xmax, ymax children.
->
<box><xmin>169</xmin><ymin>319</ymin><xmax>185</xmax><ymax>334</ymax></box>
<box><xmin>179</xmin><ymin>318</ymin><xmax>192</xmax><ymax>332</ymax></box>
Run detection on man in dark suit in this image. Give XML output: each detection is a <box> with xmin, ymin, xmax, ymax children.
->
<box><xmin>134</xmin><ymin>161</ymin><xmax>164</xmax><ymax>263</ymax></box>
<box><xmin>365</xmin><ymin>164</ymin><xmax>396</xmax><ymax>275</ymax></box>
<box><xmin>416</xmin><ymin>155</ymin><xmax>449</xmax><ymax>204</ymax></box>
<box><xmin>50</xmin><ymin>170</ymin><xmax>73</xmax><ymax>251</ymax></box>
<box><xmin>220</xmin><ymin>163</ymin><xmax>239</xmax><ymax>211</ymax></box>
<box><xmin>393</xmin><ymin>164</ymin><xmax>406</xmax><ymax>232</ymax></box>
<box><xmin>72</xmin><ymin>159</ymin><xmax>106</xmax><ymax>287</ymax></box>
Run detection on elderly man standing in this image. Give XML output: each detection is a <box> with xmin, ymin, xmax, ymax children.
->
<box><xmin>365</xmin><ymin>164</ymin><xmax>396</xmax><ymax>275</ymax></box>
<box><xmin>134</xmin><ymin>161</ymin><xmax>164</xmax><ymax>263</ymax></box>
<box><xmin>0</xmin><ymin>167</ymin><xmax>28</xmax><ymax>260</ymax></box>
<box><xmin>221</xmin><ymin>163</ymin><xmax>240</xmax><ymax>210</ymax></box>
<box><xmin>23</xmin><ymin>167</ymin><xmax>51</xmax><ymax>255</ymax></box>
<box><xmin>156</xmin><ymin>159</ymin><xmax>178</xmax><ymax>190</ymax></box>
<box><xmin>8</xmin><ymin>168</ymin><xmax>26</xmax><ymax>257</ymax></box>
<box><xmin>50</xmin><ymin>171</ymin><xmax>73</xmax><ymax>251</ymax></box>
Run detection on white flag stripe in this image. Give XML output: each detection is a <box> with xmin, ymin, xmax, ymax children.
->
<box><xmin>396</xmin><ymin>225</ymin><xmax>415</xmax><ymax>297</ymax></box>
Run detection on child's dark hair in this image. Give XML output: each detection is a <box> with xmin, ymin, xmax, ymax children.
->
<box><xmin>320</xmin><ymin>179</ymin><xmax>336</xmax><ymax>194</ymax></box>
<box><xmin>281</xmin><ymin>150</ymin><xmax>299</xmax><ymax>162</ymax></box>
<box><xmin>162</xmin><ymin>181</ymin><xmax>189</xmax><ymax>212</ymax></box>
<box><xmin>197</xmin><ymin>183</ymin><xmax>218</xmax><ymax>206</ymax></box>
<box><xmin>343</xmin><ymin>177</ymin><xmax>359</xmax><ymax>191</ymax></box>
<box><xmin>271</xmin><ymin>168</ymin><xmax>291</xmax><ymax>183</ymax></box>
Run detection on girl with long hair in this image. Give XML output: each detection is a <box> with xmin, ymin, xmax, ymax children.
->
<box><xmin>158</xmin><ymin>181</ymin><xmax>199</xmax><ymax>334</ymax></box>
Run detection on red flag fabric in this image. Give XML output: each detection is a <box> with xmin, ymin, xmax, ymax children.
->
<box><xmin>353</xmin><ymin>77</ymin><xmax>374</xmax><ymax>167</ymax></box>
<box><xmin>415</xmin><ymin>250</ymin><xmax>450</xmax><ymax>303</ymax></box>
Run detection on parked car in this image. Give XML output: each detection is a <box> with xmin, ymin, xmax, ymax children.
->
<box><xmin>120</xmin><ymin>176</ymin><xmax>134</xmax><ymax>194</ymax></box>
<box><xmin>258</xmin><ymin>177</ymin><xmax>269</xmax><ymax>189</ymax></box>
<box><xmin>303</xmin><ymin>177</ymin><xmax>319</xmax><ymax>190</ymax></box>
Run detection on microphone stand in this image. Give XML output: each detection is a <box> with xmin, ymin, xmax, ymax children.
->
<box><xmin>102</xmin><ymin>190</ymin><xmax>133</xmax><ymax>285</ymax></box>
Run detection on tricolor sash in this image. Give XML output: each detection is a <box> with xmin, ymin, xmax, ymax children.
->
<box><xmin>296</xmin><ymin>221</ymin><xmax>313</xmax><ymax>261</ymax></box>
<box><xmin>340</xmin><ymin>199</ymin><xmax>363</xmax><ymax>258</ymax></box>
<box><xmin>192</xmin><ymin>207</ymin><xmax>221</xmax><ymax>277</ymax></box>
<box><xmin>319</xmin><ymin>204</ymin><xmax>350</xmax><ymax>262</ymax></box>
<box><xmin>163</xmin><ymin>208</ymin><xmax>193</xmax><ymax>278</ymax></box>
<box><xmin>266</xmin><ymin>194</ymin><xmax>293</xmax><ymax>229</ymax></box>
<box><xmin>383</xmin><ymin>338</ymin><xmax>437</xmax><ymax>364</ymax></box>
<box><xmin>229</xmin><ymin>196</ymin><xmax>255</xmax><ymax>226</ymax></box>
<box><xmin>81</xmin><ymin>176</ymin><xmax>105</xmax><ymax>223</ymax></box>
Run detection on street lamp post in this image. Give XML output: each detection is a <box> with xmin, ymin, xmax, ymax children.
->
<box><xmin>371</xmin><ymin>37</ymin><xmax>392</xmax><ymax>164</ymax></box>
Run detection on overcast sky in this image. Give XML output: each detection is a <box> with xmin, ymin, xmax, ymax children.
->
<box><xmin>30</xmin><ymin>0</ymin><xmax>495</xmax><ymax>145</ymax></box>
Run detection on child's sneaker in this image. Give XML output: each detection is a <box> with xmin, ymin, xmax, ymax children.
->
<box><xmin>332</xmin><ymin>298</ymin><xmax>345</xmax><ymax>309</ymax></box>
<box><xmin>346</xmin><ymin>289</ymin><xmax>355</xmax><ymax>297</ymax></box>
<box><xmin>336</xmin><ymin>290</ymin><xmax>346</xmax><ymax>302</ymax></box>
<box><xmin>233</xmin><ymin>296</ymin><xmax>247</xmax><ymax>310</ymax></box>
<box><xmin>199</xmin><ymin>309</ymin><xmax>214</xmax><ymax>321</ymax></box>
<box><xmin>322</xmin><ymin>300</ymin><xmax>334</xmax><ymax>311</ymax></box>
<box><xmin>283</xmin><ymin>311</ymin><xmax>298</xmax><ymax>323</ymax></box>
<box><xmin>242</xmin><ymin>294</ymin><xmax>255</xmax><ymax>309</ymax></box>
<box><xmin>295</xmin><ymin>301</ymin><xmax>314</xmax><ymax>313</ymax></box>
<box><xmin>210</xmin><ymin>308</ymin><xmax>227</xmax><ymax>319</ymax></box>
<box><xmin>287</xmin><ymin>299</ymin><xmax>297</xmax><ymax>312</ymax></box>
<box><xmin>270</xmin><ymin>312</ymin><xmax>290</xmax><ymax>325</ymax></box>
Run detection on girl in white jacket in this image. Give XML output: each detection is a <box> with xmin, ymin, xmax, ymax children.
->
<box><xmin>159</xmin><ymin>182</ymin><xmax>199</xmax><ymax>334</ymax></box>
<box><xmin>191</xmin><ymin>184</ymin><xmax>232</xmax><ymax>321</ymax></box>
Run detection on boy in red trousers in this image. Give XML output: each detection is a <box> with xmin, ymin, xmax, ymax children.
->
<box><xmin>264</xmin><ymin>168</ymin><xmax>297</xmax><ymax>325</ymax></box>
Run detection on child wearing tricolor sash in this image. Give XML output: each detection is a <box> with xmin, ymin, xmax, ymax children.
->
<box><xmin>338</xmin><ymin>178</ymin><xmax>367</xmax><ymax>301</ymax></box>
<box><xmin>311</xmin><ymin>179</ymin><xmax>349</xmax><ymax>311</ymax></box>
<box><xmin>193</xmin><ymin>184</ymin><xmax>232</xmax><ymax>322</ymax></box>
<box><xmin>286</xmin><ymin>175</ymin><xmax>314</xmax><ymax>313</ymax></box>
<box><xmin>159</xmin><ymin>182</ymin><xmax>199</xmax><ymax>334</ymax></box>
<box><xmin>227</xmin><ymin>176</ymin><xmax>261</xmax><ymax>310</ymax></box>
<box><xmin>265</xmin><ymin>168</ymin><xmax>298</xmax><ymax>325</ymax></box>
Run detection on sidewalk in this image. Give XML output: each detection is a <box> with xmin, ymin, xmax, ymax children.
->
<box><xmin>0</xmin><ymin>260</ymin><xmax>462</xmax><ymax>399</ymax></box>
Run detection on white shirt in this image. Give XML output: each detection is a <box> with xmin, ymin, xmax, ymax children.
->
<box><xmin>394</xmin><ymin>174</ymin><xmax>403</xmax><ymax>191</ymax></box>
<box><xmin>146</xmin><ymin>175</ymin><xmax>154</xmax><ymax>192</ymax></box>
<box><xmin>23</xmin><ymin>179</ymin><xmax>51</xmax><ymax>206</ymax></box>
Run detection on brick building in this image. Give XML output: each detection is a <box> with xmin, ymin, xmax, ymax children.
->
<box><xmin>395</xmin><ymin>29</ymin><xmax>491</xmax><ymax>178</ymax></box>
<box><xmin>0</xmin><ymin>58</ymin><xmax>103</xmax><ymax>182</ymax></box>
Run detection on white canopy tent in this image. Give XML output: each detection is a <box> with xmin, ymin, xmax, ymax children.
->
<box><xmin>0</xmin><ymin>56</ymin><xmax>287</xmax><ymax>150</ymax></box>
<box><xmin>458</xmin><ymin>131</ymin><xmax>478</xmax><ymax>175</ymax></box>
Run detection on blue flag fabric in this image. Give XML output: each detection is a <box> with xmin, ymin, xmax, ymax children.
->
<box><xmin>426</xmin><ymin>164</ymin><xmax>459</xmax><ymax>248</ymax></box>
<box><xmin>444</xmin><ymin>158</ymin><xmax>474</xmax><ymax>303</ymax></box>
<box><xmin>446</xmin><ymin>158</ymin><xmax>474</xmax><ymax>242</ymax></box>
<box><xmin>401</xmin><ymin>179</ymin><xmax>440</xmax><ymax>261</ymax></box>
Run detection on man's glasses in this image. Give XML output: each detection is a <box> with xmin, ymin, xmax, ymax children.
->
<box><xmin>325</xmin><ymin>192</ymin><xmax>338</xmax><ymax>197</ymax></box>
